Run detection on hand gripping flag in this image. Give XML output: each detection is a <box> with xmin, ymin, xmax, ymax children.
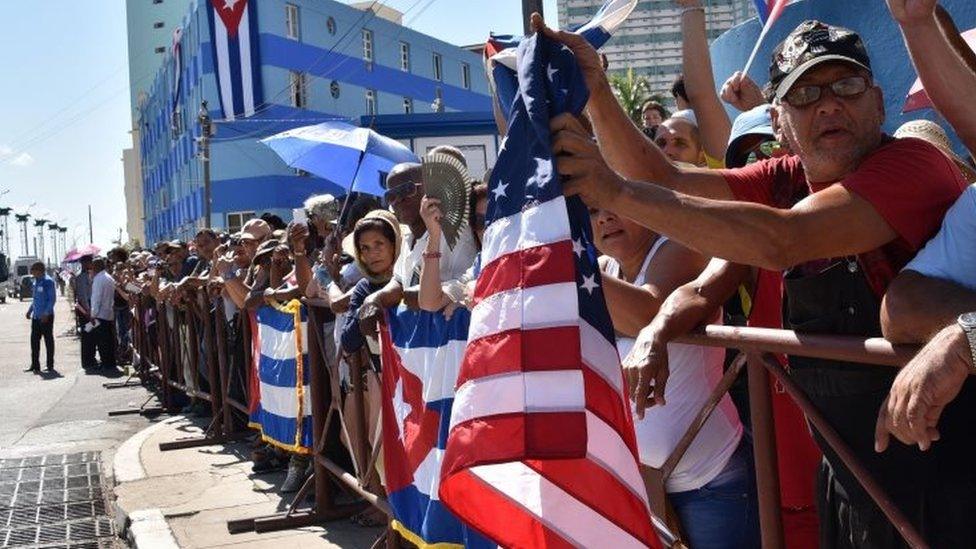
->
<box><xmin>205</xmin><ymin>0</ymin><xmax>263</xmax><ymax>120</ymax></box>
<box><xmin>249</xmin><ymin>301</ymin><xmax>313</xmax><ymax>453</ymax></box>
<box><xmin>379</xmin><ymin>309</ymin><xmax>492</xmax><ymax>548</ymax></box>
<box><xmin>439</xmin><ymin>27</ymin><xmax>661</xmax><ymax>549</ymax></box>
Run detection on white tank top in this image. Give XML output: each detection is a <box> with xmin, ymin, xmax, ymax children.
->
<box><xmin>606</xmin><ymin>239</ymin><xmax>743</xmax><ymax>493</ymax></box>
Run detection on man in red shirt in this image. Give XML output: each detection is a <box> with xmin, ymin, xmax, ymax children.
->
<box><xmin>536</xmin><ymin>15</ymin><xmax>969</xmax><ymax>547</ymax></box>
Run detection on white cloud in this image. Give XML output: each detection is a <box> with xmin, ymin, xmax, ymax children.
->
<box><xmin>8</xmin><ymin>152</ymin><xmax>34</xmax><ymax>167</ymax></box>
<box><xmin>0</xmin><ymin>145</ymin><xmax>11</xmax><ymax>157</ymax></box>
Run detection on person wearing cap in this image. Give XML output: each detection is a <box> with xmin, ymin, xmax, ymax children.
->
<box><xmin>538</xmin><ymin>15</ymin><xmax>969</xmax><ymax>546</ymax></box>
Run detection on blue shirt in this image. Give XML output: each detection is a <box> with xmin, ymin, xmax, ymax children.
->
<box><xmin>905</xmin><ymin>184</ymin><xmax>976</xmax><ymax>290</ymax></box>
<box><xmin>30</xmin><ymin>275</ymin><xmax>57</xmax><ymax>319</ymax></box>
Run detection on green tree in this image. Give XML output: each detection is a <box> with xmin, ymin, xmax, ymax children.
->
<box><xmin>608</xmin><ymin>68</ymin><xmax>661</xmax><ymax>125</ymax></box>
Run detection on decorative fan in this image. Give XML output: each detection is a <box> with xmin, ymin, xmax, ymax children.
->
<box><xmin>422</xmin><ymin>152</ymin><xmax>471</xmax><ymax>250</ymax></box>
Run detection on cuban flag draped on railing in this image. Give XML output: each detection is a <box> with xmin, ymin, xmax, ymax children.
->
<box><xmin>379</xmin><ymin>308</ymin><xmax>492</xmax><ymax>548</ymax></box>
<box><xmin>439</xmin><ymin>5</ymin><xmax>661</xmax><ymax>548</ymax></box>
<box><xmin>205</xmin><ymin>0</ymin><xmax>263</xmax><ymax>120</ymax></box>
<box><xmin>249</xmin><ymin>301</ymin><xmax>313</xmax><ymax>453</ymax></box>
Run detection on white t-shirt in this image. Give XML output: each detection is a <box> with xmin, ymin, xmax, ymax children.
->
<box><xmin>605</xmin><ymin>238</ymin><xmax>742</xmax><ymax>493</ymax></box>
<box><xmin>394</xmin><ymin>225</ymin><xmax>478</xmax><ymax>288</ymax></box>
<box><xmin>905</xmin><ymin>183</ymin><xmax>976</xmax><ymax>290</ymax></box>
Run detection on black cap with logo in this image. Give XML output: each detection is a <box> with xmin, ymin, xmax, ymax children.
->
<box><xmin>767</xmin><ymin>20</ymin><xmax>872</xmax><ymax>101</ymax></box>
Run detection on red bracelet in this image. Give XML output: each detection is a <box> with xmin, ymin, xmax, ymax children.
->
<box><xmin>422</xmin><ymin>251</ymin><xmax>442</xmax><ymax>260</ymax></box>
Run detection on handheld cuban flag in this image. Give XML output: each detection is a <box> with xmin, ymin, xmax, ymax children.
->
<box><xmin>205</xmin><ymin>0</ymin><xmax>263</xmax><ymax>120</ymax></box>
<box><xmin>743</xmin><ymin>0</ymin><xmax>795</xmax><ymax>74</ymax></box>
<box><xmin>249</xmin><ymin>301</ymin><xmax>313</xmax><ymax>453</ymax></box>
<box><xmin>483</xmin><ymin>0</ymin><xmax>636</xmax><ymax>126</ymax></box>
<box><xmin>439</xmin><ymin>26</ymin><xmax>661</xmax><ymax>549</ymax></box>
<box><xmin>379</xmin><ymin>310</ymin><xmax>492</xmax><ymax>548</ymax></box>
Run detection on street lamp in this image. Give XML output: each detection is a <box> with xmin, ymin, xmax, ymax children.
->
<box><xmin>197</xmin><ymin>100</ymin><xmax>214</xmax><ymax>230</ymax></box>
<box><xmin>14</xmin><ymin>213</ymin><xmax>30</xmax><ymax>258</ymax></box>
<box><xmin>48</xmin><ymin>223</ymin><xmax>60</xmax><ymax>264</ymax></box>
<box><xmin>33</xmin><ymin>218</ymin><xmax>48</xmax><ymax>264</ymax></box>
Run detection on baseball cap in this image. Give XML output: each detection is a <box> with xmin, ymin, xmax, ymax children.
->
<box><xmin>162</xmin><ymin>239</ymin><xmax>187</xmax><ymax>251</ymax></box>
<box><xmin>726</xmin><ymin>105</ymin><xmax>775</xmax><ymax>168</ymax></box>
<box><xmin>240</xmin><ymin>219</ymin><xmax>272</xmax><ymax>242</ymax></box>
<box><xmin>769</xmin><ymin>20</ymin><xmax>871</xmax><ymax>101</ymax></box>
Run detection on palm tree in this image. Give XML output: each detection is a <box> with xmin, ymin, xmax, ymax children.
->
<box><xmin>608</xmin><ymin>68</ymin><xmax>661</xmax><ymax>125</ymax></box>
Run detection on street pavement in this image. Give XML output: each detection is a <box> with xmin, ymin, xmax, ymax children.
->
<box><xmin>0</xmin><ymin>297</ymin><xmax>381</xmax><ymax>548</ymax></box>
<box><xmin>0</xmin><ymin>298</ymin><xmax>155</xmax><ymax>459</ymax></box>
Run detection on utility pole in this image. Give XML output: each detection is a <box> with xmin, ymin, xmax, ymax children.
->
<box><xmin>48</xmin><ymin>223</ymin><xmax>60</xmax><ymax>264</ymax></box>
<box><xmin>15</xmin><ymin>214</ymin><xmax>30</xmax><ymax>258</ymax></box>
<box><xmin>198</xmin><ymin>100</ymin><xmax>213</xmax><ymax>229</ymax></box>
<box><xmin>522</xmin><ymin>0</ymin><xmax>544</xmax><ymax>35</ymax></box>
<box><xmin>33</xmin><ymin>219</ymin><xmax>48</xmax><ymax>265</ymax></box>
<box><xmin>58</xmin><ymin>227</ymin><xmax>67</xmax><ymax>259</ymax></box>
<box><xmin>0</xmin><ymin>207</ymin><xmax>11</xmax><ymax>258</ymax></box>
<box><xmin>88</xmin><ymin>205</ymin><xmax>94</xmax><ymax>244</ymax></box>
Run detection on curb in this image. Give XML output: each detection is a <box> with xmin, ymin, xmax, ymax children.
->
<box><xmin>112</xmin><ymin>417</ymin><xmax>186</xmax><ymax>547</ymax></box>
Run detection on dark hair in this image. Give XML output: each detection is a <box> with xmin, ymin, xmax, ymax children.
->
<box><xmin>196</xmin><ymin>228</ymin><xmax>218</xmax><ymax>239</ymax></box>
<box><xmin>108</xmin><ymin>247</ymin><xmax>129</xmax><ymax>263</ymax></box>
<box><xmin>353</xmin><ymin>218</ymin><xmax>397</xmax><ymax>255</ymax></box>
<box><xmin>30</xmin><ymin>261</ymin><xmax>45</xmax><ymax>272</ymax></box>
<box><xmin>470</xmin><ymin>182</ymin><xmax>488</xmax><ymax>228</ymax></box>
<box><xmin>670</xmin><ymin>74</ymin><xmax>688</xmax><ymax>103</ymax></box>
<box><xmin>259</xmin><ymin>212</ymin><xmax>287</xmax><ymax>231</ymax></box>
<box><xmin>344</xmin><ymin>194</ymin><xmax>383</xmax><ymax>232</ymax></box>
<box><xmin>640</xmin><ymin>100</ymin><xmax>669</xmax><ymax>120</ymax></box>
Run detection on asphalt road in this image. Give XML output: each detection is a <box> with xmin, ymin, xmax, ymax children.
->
<box><xmin>0</xmin><ymin>297</ymin><xmax>158</xmax><ymax>460</ymax></box>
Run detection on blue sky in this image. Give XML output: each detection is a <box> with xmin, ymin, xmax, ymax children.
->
<box><xmin>0</xmin><ymin>0</ymin><xmax>557</xmax><ymax>258</ymax></box>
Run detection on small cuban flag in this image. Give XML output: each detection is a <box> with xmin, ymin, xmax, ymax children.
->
<box><xmin>752</xmin><ymin>0</ymin><xmax>796</xmax><ymax>24</ymax></box>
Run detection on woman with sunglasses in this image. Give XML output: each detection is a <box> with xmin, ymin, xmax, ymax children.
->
<box><xmin>417</xmin><ymin>182</ymin><xmax>489</xmax><ymax>314</ymax></box>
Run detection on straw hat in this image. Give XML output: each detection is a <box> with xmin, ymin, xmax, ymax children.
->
<box><xmin>894</xmin><ymin>120</ymin><xmax>976</xmax><ymax>182</ymax></box>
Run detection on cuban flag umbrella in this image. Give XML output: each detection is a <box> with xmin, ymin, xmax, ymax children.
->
<box><xmin>260</xmin><ymin>121</ymin><xmax>420</xmax><ymax>197</ymax></box>
<box><xmin>904</xmin><ymin>27</ymin><xmax>976</xmax><ymax>112</ymax></box>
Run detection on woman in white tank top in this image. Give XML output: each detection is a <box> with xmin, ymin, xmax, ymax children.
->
<box><xmin>591</xmin><ymin>207</ymin><xmax>759</xmax><ymax>548</ymax></box>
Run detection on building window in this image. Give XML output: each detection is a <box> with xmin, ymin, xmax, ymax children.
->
<box><xmin>399</xmin><ymin>42</ymin><xmax>410</xmax><ymax>72</ymax></box>
<box><xmin>285</xmin><ymin>3</ymin><xmax>300</xmax><ymax>40</ymax></box>
<box><xmin>154</xmin><ymin>46</ymin><xmax>166</xmax><ymax>53</ymax></box>
<box><xmin>289</xmin><ymin>71</ymin><xmax>307</xmax><ymax>108</ymax></box>
<box><xmin>366</xmin><ymin>89</ymin><xmax>376</xmax><ymax>116</ymax></box>
<box><xmin>461</xmin><ymin>62</ymin><xmax>471</xmax><ymax>90</ymax></box>
<box><xmin>432</xmin><ymin>53</ymin><xmax>442</xmax><ymax>81</ymax></box>
<box><xmin>326</xmin><ymin>16</ymin><xmax>336</xmax><ymax>35</ymax></box>
<box><xmin>153</xmin><ymin>21</ymin><xmax>165</xmax><ymax>29</ymax></box>
<box><xmin>330</xmin><ymin>80</ymin><xmax>341</xmax><ymax>99</ymax></box>
<box><xmin>226</xmin><ymin>211</ymin><xmax>255</xmax><ymax>234</ymax></box>
<box><xmin>403</xmin><ymin>97</ymin><xmax>413</xmax><ymax>114</ymax></box>
<box><xmin>362</xmin><ymin>29</ymin><xmax>373</xmax><ymax>62</ymax></box>
<box><xmin>153</xmin><ymin>0</ymin><xmax>163</xmax><ymax>4</ymax></box>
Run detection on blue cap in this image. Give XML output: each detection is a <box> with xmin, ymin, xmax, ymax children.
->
<box><xmin>725</xmin><ymin>105</ymin><xmax>774</xmax><ymax>168</ymax></box>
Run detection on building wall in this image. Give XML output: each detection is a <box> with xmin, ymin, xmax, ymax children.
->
<box><xmin>122</xmin><ymin>146</ymin><xmax>145</xmax><ymax>245</ymax></box>
<box><xmin>125</xmin><ymin>0</ymin><xmax>194</xmax><ymax>120</ymax></box>
<box><xmin>557</xmin><ymin>0</ymin><xmax>754</xmax><ymax>98</ymax></box>
<box><xmin>137</xmin><ymin>0</ymin><xmax>493</xmax><ymax>244</ymax></box>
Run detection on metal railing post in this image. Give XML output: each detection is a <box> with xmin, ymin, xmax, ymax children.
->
<box><xmin>746</xmin><ymin>352</ymin><xmax>784</xmax><ymax>549</ymax></box>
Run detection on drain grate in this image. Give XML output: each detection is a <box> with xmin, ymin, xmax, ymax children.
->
<box><xmin>0</xmin><ymin>453</ymin><xmax>116</xmax><ymax>548</ymax></box>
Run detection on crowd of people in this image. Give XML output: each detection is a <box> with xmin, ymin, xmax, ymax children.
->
<box><xmin>47</xmin><ymin>0</ymin><xmax>976</xmax><ymax>546</ymax></box>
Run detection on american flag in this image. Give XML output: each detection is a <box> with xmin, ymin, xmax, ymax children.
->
<box><xmin>439</xmin><ymin>23</ymin><xmax>660</xmax><ymax>549</ymax></box>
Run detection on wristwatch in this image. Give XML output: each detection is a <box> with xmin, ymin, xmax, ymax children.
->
<box><xmin>958</xmin><ymin>312</ymin><xmax>976</xmax><ymax>369</ymax></box>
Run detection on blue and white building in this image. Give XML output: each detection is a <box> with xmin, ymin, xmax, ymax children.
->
<box><xmin>135</xmin><ymin>0</ymin><xmax>498</xmax><ymax>243</ymax></box>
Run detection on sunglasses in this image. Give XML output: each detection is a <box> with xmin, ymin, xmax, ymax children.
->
<box><xmin>782</xmin><ymin>75</ymin><xmax>869</xmax><ymax>108</ymax></box>
<box><xmin>745</xmin><ymin>140</ymin><xmax>784</xmax><ymax>165</ymax></box>
<box><xmin>383</xmin><ymin>182</ymin><xmax>421</xmax><ymax>204</ymax></box>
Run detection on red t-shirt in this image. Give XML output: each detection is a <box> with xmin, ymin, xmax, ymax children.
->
<box><xmin>721</xmin><ymin>137</ymin><xmax>967</xmax><ymax>296</ymax></box>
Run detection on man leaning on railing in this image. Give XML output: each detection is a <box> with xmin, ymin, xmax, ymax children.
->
<box><xmin>535</xmin><ymin>12</ymin><xmax>971</xmax><ymax>547</ymax></box>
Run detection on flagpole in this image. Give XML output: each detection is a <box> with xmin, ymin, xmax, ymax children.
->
<box><xmin>742</xmin><ymin>21</ymin><xmax>773</xmax><ymax>76</ymax></box>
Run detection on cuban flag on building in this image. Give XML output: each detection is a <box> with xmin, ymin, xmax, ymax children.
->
<box><xmin>752</xmin><ymin>0</ymin><xmax>796</xmax><ymax>24</ymax></box>
<box><xmin>249</xmin><ymin>301</ymin><xmax>313</xmax><ymax>453</ymax></box>
<box><xmin>439</xmin><ymin>4</ymin><xmax>661</xmax><ymax>548</ymax></box>
<box><xmin>171</xmin><ymin>26</ymin><xmax>184</xmax><ymax>112</ymax></box>
<box><xmin>205</xmin><ymin>0</ymin><xmax>263</xmax><ymax>120</ymax></box>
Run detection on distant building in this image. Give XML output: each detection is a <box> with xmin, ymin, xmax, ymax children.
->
<box><xmin>557</xmin><ymin>0</ymin><xmax>755</xmax><ymax>99</ymax></box>
<box><xmin>131</xmin><ymin>0</ymin><xmax>496</xmax><ymax>243</ymax></box>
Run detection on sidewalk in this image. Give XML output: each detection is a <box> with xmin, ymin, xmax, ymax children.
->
<box><xmin>111</xmin><ymin>416</ymin><xmax>382</xmax><ymax>548</ymax></box>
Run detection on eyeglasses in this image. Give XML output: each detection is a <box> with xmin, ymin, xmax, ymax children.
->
<box><xmin>782</xmin><ymin>75</ymin><xmax>869</xmax><ymax>108</ymax></box>
<box><xmin>383</xmin><ymin>182</ymin><xmax>421</xmax><ymax>204</ymax></box>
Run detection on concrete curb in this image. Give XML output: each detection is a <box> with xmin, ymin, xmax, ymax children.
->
<box><xmin>127</xmin><ymin>508</ymin><xmax>180</xmax><ymax>549</ymax></box>
<box><xmin>113</xmin><ymin>416</ymin><xmax>183</xmax><ymax>483</ymax></box>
